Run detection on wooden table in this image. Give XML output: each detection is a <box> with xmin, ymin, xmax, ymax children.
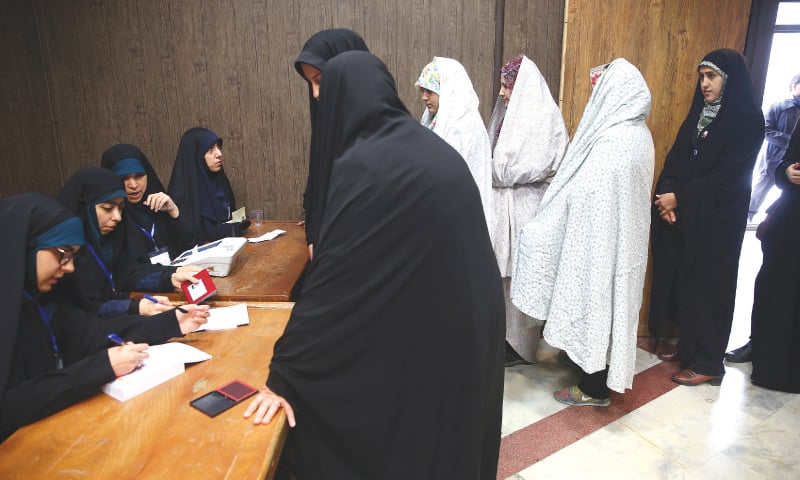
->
<box><xmin>138</xmin><ymin>220</ymin><xmax>309</xmax><ymax>304</ymax></box>
<box><xmin>0</xmin><ymin>303</ymin><xmax>293</xmax><ymax>479</ymax></box>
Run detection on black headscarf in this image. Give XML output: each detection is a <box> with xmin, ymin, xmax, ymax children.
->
<box><xmin>268</xmin><ymin>51</ymin><xmax>505</xmax><ymax>479</ymax></box>
<box><xmin>0</xmin><ymin>193</ymin><xmax>81</xmax><ymax>422</ymax></box>
<box><xmin>649</xmin><ymin>49</ymin><xmax>765</xmax><ymax>346</ymax></box>
<box><xmin>167</xmin><ymin>127</ymin><xmax>235</xmax><ymax>244</ymax></box>
<box><xmin>294</xmin><ymin>29</ymin><xmax>369</xmax><ymax>246</ymax></box>
<box><xmin>57</xmin><ymin>167</ymin><xmax>127</xmax><ymax>267</ymax></box>
<box><xmin>678</xmin><ymin>49</ymin><xmax>760</xmax><ymax>147</ymax></box>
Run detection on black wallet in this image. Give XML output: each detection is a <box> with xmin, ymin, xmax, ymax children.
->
<box><xmin>190</xmin><ymin>380</ymin><xmax>259</xmax><ymax>417</ymax></box>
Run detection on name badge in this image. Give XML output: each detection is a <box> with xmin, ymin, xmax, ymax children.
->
<box><xmin>149</xmin><ymin>247</ymin><xmax>171</xmax><ymax>266</ymax></box>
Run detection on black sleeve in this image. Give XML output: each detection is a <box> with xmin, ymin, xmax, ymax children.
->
<box><xmin>2</xmin><ymin>303</ymin><xmax>184</xmax><ymax>441</ymax></box>
<box><xmin>201</xmin><ymin>218</ymin><xmax>249</xmax><ymax>242</ymax></box>
<box><xmin>1</xmin><ymin>349</ymin><xmax>115</xmax><ymax>441</ymax></box>
<box><xmin>164</xmin><ymin>212</ymin><xmax>197</xmax><ymax>258</ymax></box>
<box><xmin>56</xmin><ymin>301</ymin><xmax>183</xmax><ymax>364</ymax></box>
<box><xmin>112</xmin><ymin>256</ymin><xmax>175</xmax><ymax>292</ymax></box>
<box><xmin>201</xmin><ymin>217</ymin><xmax>239</xmax><ymax>242</ymax></box>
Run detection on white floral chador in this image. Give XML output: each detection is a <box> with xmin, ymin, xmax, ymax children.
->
<box><xmin>417</xmin><ymin>57</ymin><xmax>493</xmax><ymax>229</ymax></box>
<box><xmin>487</xmin><ymin>55</ymin><xmax>568</xmax><ymax>362</ymax></box>
<box><xmin>510</xmin><ymin>58</ymin><xmax>654</xmax><ymax>392</ymax></box>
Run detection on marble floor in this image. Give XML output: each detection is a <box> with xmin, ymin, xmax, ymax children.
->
<box><xmin>497</xmin><ymin>227</ymin><xmax>799</xmax><ymax>479</ymax></box>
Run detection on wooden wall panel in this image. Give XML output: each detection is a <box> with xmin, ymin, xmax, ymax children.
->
<box><xmin>1</xmin><ymin>0</ymin><xmax>497</xmax><ymax>221</ymax></box>
<box><xmin>502</xmin><ymin>0</ymin><xmax>565</xmax><ymax>102</ymax></box>
<box><xmin>0</xmin><ymin>2</ymin><xmax>62</xmax><ymax>195</ymax></box>
<box><xmin>561</xmin><ymin>0</ymin><xmax>753</xmax><ymax>335</ymax></box>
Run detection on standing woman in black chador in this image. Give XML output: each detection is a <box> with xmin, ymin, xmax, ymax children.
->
<box><xmin>243</xmin><ymin>51</ymin><xmax>505</xmax><ymax>479</ymax></box>
<box><xmin>749</xmin><ymin>123</ymin><xmax>800</xmax><ymax>393</ymax></box>
<box><xmin>167</xmin><ymin>127</ymin><xmax>249</xmax><ymax>244</ymax></box>
<box><xmin>294</xmin><ymin>28</ymin><xmax>369</xmax><ymax>258</ymax></box>
<box><xmin>57</xmin><ymin>167</ymin><xmax>199</xmax><ymax>318</ymax></box>
<box><xmin>101</xmin><ymin>143</ymin><xmax>195</xmax><ymax>263</ymax></box>
<box><xmin>0</xmin><ymin>193</ymin><xmax>209</xmax><ymax>442</ymax></box>
<box><xmin>649</xmin><ymin>49</ymin><xmax>765</xmax><ymax>386</ymax></box>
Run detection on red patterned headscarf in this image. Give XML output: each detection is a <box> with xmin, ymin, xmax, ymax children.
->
<box><xmin>501</xmin><ymin>55</ymin><xmax>524</xmax><ymax>91</ymax></box>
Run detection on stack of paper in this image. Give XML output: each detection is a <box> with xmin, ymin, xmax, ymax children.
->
<box><xmin>102</xmin><ymin>343</ymin><xmax>212</xmax><ymax>402</ymax></box>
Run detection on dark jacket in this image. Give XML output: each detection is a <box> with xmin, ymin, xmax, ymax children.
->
<box><xmin>764</xmin><ymin>97</ymin><xmax>800</xmax><ymax>170</ymax></box>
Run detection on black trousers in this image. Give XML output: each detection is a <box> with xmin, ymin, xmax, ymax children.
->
<box><xmin>578</xmin><ymin>367</ymin><xmax>610</xmax><ymax>399</ymax></box>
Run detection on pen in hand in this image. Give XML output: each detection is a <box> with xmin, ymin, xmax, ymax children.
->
<box><xmin>107</xmin><ymin>333</ymin><xmax>145</xmax><ymax>368</ymax></box>
<box><xmin>143</xmin><ymin>294</ymin><xmax>160</xmax><ymax>304</ymax></box>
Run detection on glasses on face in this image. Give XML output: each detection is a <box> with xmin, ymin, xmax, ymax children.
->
<box><xmin>55</xmin><ymin>246</ymin><xmax>77</xmax><ymax>266</ymax></box>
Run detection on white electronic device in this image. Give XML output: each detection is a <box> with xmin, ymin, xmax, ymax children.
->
<box><xmin>171</xmin><ymin>237</ymin><xmax>247</xmax><ymax>277</ymax></box>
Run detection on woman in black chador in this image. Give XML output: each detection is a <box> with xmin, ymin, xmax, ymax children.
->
<box><xmin>101</xmin><ymin>143</ymin><xmax>195</xmax><ymax>262</ymax></box>
<box><xmin>749</xmin><ymin>123</ymin><xmax>800</xmax><ymax>393</ymax></box>
<box><xmin>167</xmin><ymin>127</ymin><xmax>249</xmax><ymax>244</ymax></box>
<box><xmin>0</xmin><ymin>193</ymin><xmax>208</xmax><ymax>442</ymax></box>
<box><xmin>294</xmin><ymin>29</ymin><xmax>369</xmax><ymax>257</ymax></box>
<box><xmin>649</xmin><ymin>49</ymin><xmax>764</xmax><ymax>386</ymax></box>
<box><xmin>57</xmin><ymin>167</ymin><xmax>199</xmax><ymax>318</ymax></box>
<box><xmin>243</xmin><ymin>51</ymin><xmax>505</xmax><ymax>479</ymax></box>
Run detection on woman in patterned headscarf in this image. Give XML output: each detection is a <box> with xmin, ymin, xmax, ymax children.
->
<box><xmin>487</xmin><ymin>55</ymin><xmax>568</xmax><ymax>367</ymax></box>
<box><xmin>415</xmin><ymin>57</ymin><xmax>492</xmax><ymax>228</ymax></box>
<box><xmin>649</xmin><ymin>49</ymin><xmax>764</xmax><ymax>386</ymax></box>
<box><xmin>511</xmin><ymin>59</ymin><xmax>654</xmax><ymax>405</ymax></box>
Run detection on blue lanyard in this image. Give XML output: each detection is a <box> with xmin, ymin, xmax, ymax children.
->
<box><xmin>22</xmin><ymin>290</ymin><xmax>61</xmax><ymax>363</ymax></box>
<box><xmin>137</xmin><ymin>222</ymin><xmax>157</xmax><ymax>250</ymax></box>
<box><xmin>86</xmin><ymin>243</ymin><xmax>117</xmax><ymax>292</ymax></box>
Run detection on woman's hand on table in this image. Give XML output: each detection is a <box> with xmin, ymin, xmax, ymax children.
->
<box><xmin>243</xmin><ymin>386</ymin><xmax>296</xmax><ymax>428</ymax></box>
<box><xmin>175</xmin><ymin>303</ymin><xmax>210</xmax><ymax>334</ymax></box>
<box><xmin>108</xmin><ymin>343</ymin><xmax>149</xmax><ymax>376</ymax></box>
<box><xmin>139</xmin><ymin>295</ymin><xmax>174</xmax><ymax>316</ymax></box>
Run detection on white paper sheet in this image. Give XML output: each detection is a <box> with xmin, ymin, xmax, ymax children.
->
<box><xmin>193</xmin><ymin>303</ymin><xmax>250</xmax><ymax>331</ymax></box>
<box><xmin>101</xmin><ymin>343</ymin><xmax>211</xmax><ymax>401</ymax></box>
<box><xmin>247</xmin><ymin>229</ymin><xmax>286</xmax><ymax>243</ymax></box>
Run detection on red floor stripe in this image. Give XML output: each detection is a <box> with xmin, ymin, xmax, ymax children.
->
<box><xmin>496</xmin><ymin>353</ymin><xmax>681</xmax><ymax>479</ymax></box>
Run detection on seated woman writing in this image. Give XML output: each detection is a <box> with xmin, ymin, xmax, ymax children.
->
<box><xmin>0</xmin><ymin>193</ymin><xmax>208</xmax><ymax>443</ymax></box>
<box><xmin>56</xmin><ymin>167</ymin><xmax>201</xmax><ymax>318</ymax></box>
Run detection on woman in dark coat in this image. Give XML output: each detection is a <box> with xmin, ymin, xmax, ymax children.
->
<box><xmin>57</xmin><ymin>167</ymin><xmax>198</xmax><ymax>318</ymax></box>
<box><xmin>167</xmin><ymin>127</ymin><xmax>248</xmax><ymax>244</ymax></box>
<box><xmin>0</xmin><ymin>193</ymin><xmax>208</xmax><ymax>442</ymax></box>
<box><xmin>294</xmin><ymin>28</ymin><xmax>369</xmax><ymax>256</ymax></box>
<box><xmin>749</xmin><ymin>123</ymin><xmax>800</xmax><ymax>392</ymax></box>
<box><xmin>244</xmin><ymin>52</ymin><xmax>505</xmax><ymax>479</ymax></box>
<box><xmin>101</xmin><ymin>143</ymin><xmax>195</xmax><ymax>262</ymax></box>
<box><xmin>649</xmin><ymin>49</ymin><xmax>765</xmax><ymax>385</ymax></box>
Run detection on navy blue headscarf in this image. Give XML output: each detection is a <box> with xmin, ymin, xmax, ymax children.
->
<box><xmin>1</xmin><ymin>193</ymin><xmax>83</xmax><ymax>415</ymax></box>
<box><xmin>167</xmin><ymin>127</ymin><xmax>235</xmax><ymax>244</ymax></box>
<box><xmin>57</xmin><ymin>167</ymin><xmax>126</xmax><ymax>266</ymax></box>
